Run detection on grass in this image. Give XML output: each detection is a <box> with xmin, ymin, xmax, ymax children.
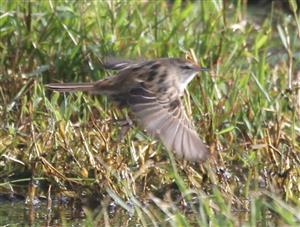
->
<box><xmin>0</xmin><ymin>0</ymin><xmax>300</xmax><ymax>226</ymax></box>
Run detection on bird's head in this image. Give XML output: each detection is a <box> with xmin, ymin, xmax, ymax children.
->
<box><xmin>169</xmin><ymin>58</ymin><xmax>208</xmax><ymax>91</ymax></box>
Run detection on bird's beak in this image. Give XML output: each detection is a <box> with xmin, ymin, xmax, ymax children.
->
<box><xmin>193</xmin><ymin>65</ymin><xmax>209</xmax><ymax>72</ymax></box>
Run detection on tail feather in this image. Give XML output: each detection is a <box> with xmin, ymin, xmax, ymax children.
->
<box><xmin>45</xmin><ymin>83</ymin><xmax>95</xmax><ymax>92</ymax></box>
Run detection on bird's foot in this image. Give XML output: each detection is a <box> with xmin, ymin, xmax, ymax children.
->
<box><xmin>113</xmin><ymin>115</ymin><xmax>133</xmax><ymax>141</ymax></box>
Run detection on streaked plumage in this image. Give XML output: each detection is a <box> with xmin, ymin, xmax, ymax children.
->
<box><xmin>46</xmin><ymin>58</ymin><xmax>209</xmax><ymax>162</ymax></box>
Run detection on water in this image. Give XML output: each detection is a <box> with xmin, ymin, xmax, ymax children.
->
<box><xmin>0</xmin><ymin>196</ymin><xmax>85</xmax><ymax>226</ymax></box>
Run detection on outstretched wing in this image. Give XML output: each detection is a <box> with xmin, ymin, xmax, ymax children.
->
<box><xmin>128</xmin><ymin>85</ymin><xmax>209</xmax><ymax>162</ymax></box>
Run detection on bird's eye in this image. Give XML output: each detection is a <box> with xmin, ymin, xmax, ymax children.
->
<box><xmin>179</xmin><ymin>65</ymin><xmax>193</xmax><ymax>70</ymax></box>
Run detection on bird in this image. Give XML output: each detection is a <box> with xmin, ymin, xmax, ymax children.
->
<box><xmin>46</xmin><ymin>58</ymin><xmax>209</xmax><ymax>162</ymax></box>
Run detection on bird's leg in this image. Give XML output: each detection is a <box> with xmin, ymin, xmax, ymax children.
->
<box><xmin>119</xmin><ymin>114</ymin><xmax>133</xmax><ymax>140</ymax></box>
<box><xmin>112</xmin><ymin>110</ymin><xmax>134</xmax><ymax>141</ymax></box>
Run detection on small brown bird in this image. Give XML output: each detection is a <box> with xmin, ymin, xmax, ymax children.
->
<box><xmin>46</xmin><ymin>58</ymin><xmax>209</xmax><ymax>162</ymax></box>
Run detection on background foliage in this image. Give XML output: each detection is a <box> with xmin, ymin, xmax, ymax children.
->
<box><xmin>0</xmin><ymin>0</ymin><xmax>300</xmax><ymax>226</ymax></box>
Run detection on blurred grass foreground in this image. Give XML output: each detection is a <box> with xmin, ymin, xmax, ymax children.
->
<box><xmin>0</xmin><ymin>0</ymin><xmax>300</xmax><ymax>226</ymax></box>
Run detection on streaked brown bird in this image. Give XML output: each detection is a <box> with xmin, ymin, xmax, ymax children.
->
<box><xmin>46</xmin><ymin>58</ymin><xmax>209</xmax><ymax>162</ymax></box>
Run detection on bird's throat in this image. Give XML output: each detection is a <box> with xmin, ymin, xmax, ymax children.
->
<box><xmin>179</xmin><ymin>72</ymin><xmax>197</xmax><ymax>93</ymax></box>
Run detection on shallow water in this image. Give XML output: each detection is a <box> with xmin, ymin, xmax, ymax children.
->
<box><xmin>0</xmin><ymin>198</ymin><xmax>85</xmax><ymax>226</ymax></box>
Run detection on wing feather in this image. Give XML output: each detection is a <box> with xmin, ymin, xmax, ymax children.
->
<box><xmin>128</xmin><ymin>85</ymin><xmax>209</xmax><ymax>162</ymax></box>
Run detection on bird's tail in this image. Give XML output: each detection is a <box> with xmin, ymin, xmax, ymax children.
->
<box><xmin>45</xmin><ymin>83</ymin><xmax>95</xmax><ymax>92</ymax></box>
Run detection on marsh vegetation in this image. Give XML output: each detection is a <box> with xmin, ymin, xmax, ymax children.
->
<box><xmin>0</xmin><ymin>0</ymin><xmax>300</xmax><ymax>226</ymax></box>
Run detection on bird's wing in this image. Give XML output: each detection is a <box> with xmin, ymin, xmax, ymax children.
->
<box><xmin>102</xmin><ymin>59</ymin><xmax>134</xmax><ymax>70</ymax></box>
<box><xmin>102</xmin><ymin>58</ymin><xmax>145</xmax><ymax>71</ymax></box>
<box><xmin>128</xmin><ymin>84</ymin><xmax>209</xmax><ymax>162</ymax></box>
